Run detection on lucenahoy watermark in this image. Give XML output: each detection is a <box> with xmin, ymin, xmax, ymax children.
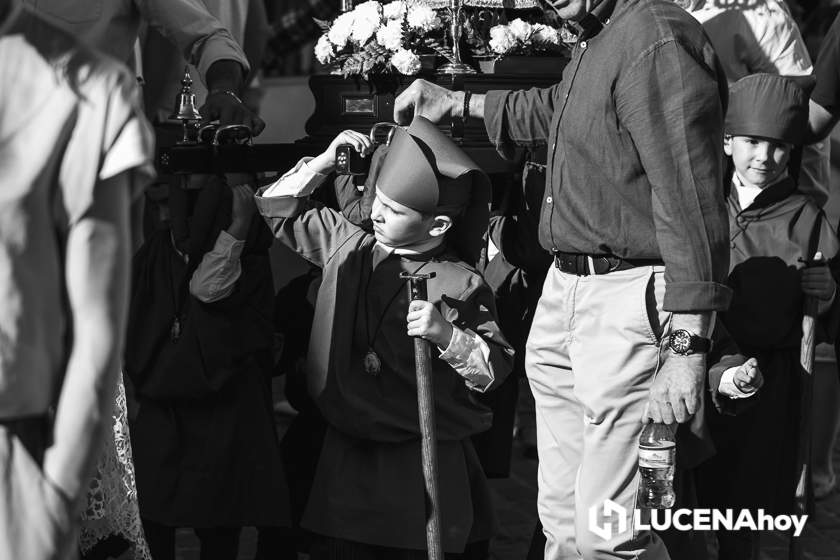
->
<box><xmin>588</xmin><ymin>499</ymin><xmax>808</xmax><ymax>541</ymax></box>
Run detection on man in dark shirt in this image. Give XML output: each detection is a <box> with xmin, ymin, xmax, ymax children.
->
<box><xmin>394</xmin><ymin>0</ymin><xmax>731</xmax><ymax>557</ymax></box>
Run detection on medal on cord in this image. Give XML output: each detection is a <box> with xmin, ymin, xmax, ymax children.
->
<box><xmin>362</xmin><ymin>257</ymin><xmax>430</xmax><ymax>376</ymax></box>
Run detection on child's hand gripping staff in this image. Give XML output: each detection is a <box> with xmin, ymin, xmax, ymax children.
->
<box><xmin>792</xmin><ymin>251</ymin><xmax>828</xmax><ymax>558</ymax></box>
<box><xmin>401</xmin><ymin>271</ymin><xmax>443</xmax><ymax>560</ymax></box>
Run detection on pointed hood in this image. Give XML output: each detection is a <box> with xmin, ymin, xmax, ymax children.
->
<box><xmin>376</xmin><ymin>116</ymin><xmax>491</xmax><ymax>266</ymax></box>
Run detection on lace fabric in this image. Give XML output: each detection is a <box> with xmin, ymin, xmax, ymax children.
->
<box><xmin>80</xmin><ymin>373</ymin><xmax>151</xmax><ymax>560</ymax></box>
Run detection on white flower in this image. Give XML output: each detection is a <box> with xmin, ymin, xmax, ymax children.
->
<box><xmin>328</xmin><ymin>11</ymin><xmax>355</xmax><ymax>48</ymax></box>
<box><xmin>407</xmin><ymin>5</ymin><xmax>441</xmax><ymax>32</ymax></box>
<box><xmin>489</xmin><ymin>25</ymin><xmax>516</xmax><ymax>54</ymax></box>
<box><xmin>350</xmin><ymin>0</ymin><xmax>382</xmax><ymax>44</ymax></box>
<box><xmin>390</xmin><ymin>48</ymin><xmax>421</xmax><ymax>75</ymax></box>
<box><xmin>383</xmin><ymin>0</ymin><xmax>407</xmax><ymax>20</ymax></box>
<box><xmin>532</xmin><ymin>23</ymin><xmax>560</xmax><ymax>45</ymax></box>
<box><xmin>352</xmin><ymin>17</ymin><xmax>380</xmax><ymax>45</ymax></box>
<box><xmin>314</xmin><ymin>34</ymin><xmax>335</xmax><ymax>64</ymax></box>
<box><xmin>376</xmin><ymin>19</ymin><xmax>404</xmax><ymax>50</ymax></box>
<box><xmin>508</xmin><ymin>19</ymin><xmax>533</xmax><ymax>43</ymax></box>
<box><xmin>354</xmin><ymin>0</ymin><xmax>382</xmax><ymax>20</ymax></box>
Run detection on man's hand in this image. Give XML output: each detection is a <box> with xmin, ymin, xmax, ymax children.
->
<box><xmin>394</xmin><ymin>79</ymin><xmax>462</xmax><ymax>125</ymax></box>
<box><xmin>200</xmin><ymin>90</ymin><xmax>265</xmax><ymax>135</ymax></box>
<box><xmin>202</xmin><ymin>59</ymin><xmax>266</xmax><ymax>135</ymax></box>
<box><xmin>802</xmin><ymin>264</ymin><xmax>836</xmax><ymax>301</ymax></box>
<box><xmin>643</xmin><ymin>353</ymin><xmax>705</xmax><ymax>424</ymax></box>
<box><xmin>406</xmin><ymin>300</ymin><xmax>454</xmax><ymax>349</ymax></box>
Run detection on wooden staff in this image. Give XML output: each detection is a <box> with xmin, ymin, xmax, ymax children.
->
<box><xmin>401</xmin><ymin>271</ymin><xmax>443</xmax><ymax>560</ymax></box>
<box><xmin>790</xmin><ymin>252</ymin><xmax>822</xmax><ymax>560</ymax></box>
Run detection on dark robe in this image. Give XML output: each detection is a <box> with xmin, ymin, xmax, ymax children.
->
<box><xmin>126</xmin><ymin>182</ymin><xmax>290</xmax><ymax>528</ymax></box>
<box><xmin>697</xmin><ymin>176</ymin><xmax>840</xmax><ymax>515</ymax></box>
<box><xmin>255</xmin><ymin>192</ymin><xmax>514</xmax><ymax>553</ymax></box>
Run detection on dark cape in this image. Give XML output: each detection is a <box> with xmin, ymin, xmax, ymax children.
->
<box><xmin>125</xmin><ymin>182</ymin><xmax>290</xmax><ymax>527</ymax></box>
<box><xmin>697</xmin><ymin>176</ymin><xmax>840</xmax><ymax>515</ymax></box>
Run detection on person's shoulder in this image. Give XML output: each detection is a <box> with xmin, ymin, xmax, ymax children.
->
<box><xmin>792</xmin><ymin>193</ymin><xmax>827</xmax><ymax>217</ymax></box>
<box><xmin>429</xmin><ymin>254</ymin><xmax>488</xmax><ymax>293</ymax></box>
<box><xmin>619</xmin><ymin>0</ymin><xmax>703</xmax><ymax>36</ymax></box>
<box><xmin>615</xmin><ymin>0</ymin><xmax>712</xmax><ymax>54</ymax></box>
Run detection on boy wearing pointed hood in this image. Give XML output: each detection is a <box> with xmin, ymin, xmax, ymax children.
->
<box><xmin>696</xmin><ymin>73</ymin><xmax>840</xmax><ymax>560</ymax></box>
<box><xmin>255</xmin><ymin>117</ymin><xmax>513</xmax><ymax>558</ymax></box>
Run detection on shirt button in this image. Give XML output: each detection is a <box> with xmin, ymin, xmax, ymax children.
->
<box><xmin>580</xmin><ymin>41</ymin><xmax>588</xmax><ymax>49</ymax></box>
<box><xmin>546</xmin><ymin>196</ymin><xmax>553</xmax><ymax>204</ymax></box>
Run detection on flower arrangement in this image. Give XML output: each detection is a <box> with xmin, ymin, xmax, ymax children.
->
<box><xmin>314</xmin><ymin>0</ymin><xmax>457</xmax><ymax>78</ymax></box>
<box><xmin>487</xmin><ymin>18</ymin><xmax>564</xmax><ymax>57</ymax></box>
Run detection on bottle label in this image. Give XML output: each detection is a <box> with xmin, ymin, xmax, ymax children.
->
<box><xmin>639</xmin><ymin>444</ymin><xmax>675</xmax><ymax>468</ymax></box>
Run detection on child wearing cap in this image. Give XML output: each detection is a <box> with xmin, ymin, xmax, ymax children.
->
<box><xmin>695</xmin><ymin>73</ymin><xmax>840</xmax><ymax>559</ymax></box>
<box><xmin>255</xmin><ymin>117</ymin><xmax>513</xmax><ymax>559</ymax></box>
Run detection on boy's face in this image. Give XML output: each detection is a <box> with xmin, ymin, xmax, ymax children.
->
<box><xmin>724</xmin><ymin>135</ymin><xmax>792</xmax><ymax>189</ymax></box>
<box><xmin>370</xmin><ymin>189</ymin><xmax>446</xmax><ymax>248</ymax></box>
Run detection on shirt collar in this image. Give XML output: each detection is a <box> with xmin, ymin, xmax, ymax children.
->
<box><xmin>372</xmin><ymin>238</ymin><xmax>447</xmax><ymax>270</ymax></box>
<box><xmin>732</xmin><ymin>171</ymin><xmax>796</xmax><ymax>213</ymax></box>
<box><xmin>375</xmin><ymin>238</ymin><xmax>446</xmax><ymax>258</ymax></box>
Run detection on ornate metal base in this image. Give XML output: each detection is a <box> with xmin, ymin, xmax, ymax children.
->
<box><xmin>436</xmin><ymin>61</ymin><xmax>477</xmax><ymax>75</ymax></box>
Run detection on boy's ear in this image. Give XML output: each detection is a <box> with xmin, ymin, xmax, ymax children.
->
<box><xmin>429</xmin><ymin>215</ymin><xmax>453</xmax><ymax>238</ymax></box>
<box><xmin>723</xmin><ymin>135</ymin><xmax>733</xmax><ymax>156</ymax></box>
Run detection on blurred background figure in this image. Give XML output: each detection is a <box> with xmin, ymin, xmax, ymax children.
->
<box><xmin>0</xmin><ymin>2</ymin><xmax>153</xmax><ymax>560</ymax></box>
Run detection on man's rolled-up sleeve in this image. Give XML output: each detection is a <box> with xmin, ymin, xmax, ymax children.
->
<box><xmin>483</xmin><ymin>85</ymin><xmax>560</xmax><ymax>160</ymax></box>
<box><xmin>139</xmin><ymin>0</ymin><xmax>250</xmax><ymax>82</ymax></box>
<box><xmin>616</xmin><ymin>39</ymin><xmax>731</xmax><ymax>312</ymax></box>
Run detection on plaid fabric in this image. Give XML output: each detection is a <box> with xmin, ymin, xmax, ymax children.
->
<box><xmin>267</xmin><ymin>0</ymin><xmax>338</xmax><ymax>55</ymax></box>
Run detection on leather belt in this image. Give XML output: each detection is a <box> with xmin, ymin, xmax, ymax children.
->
<box><xmin>553</xmin><ymin>251</ymin><xmax>664</xmax><ymax>276</ymax></box>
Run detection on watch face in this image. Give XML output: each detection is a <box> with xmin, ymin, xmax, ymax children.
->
<box><xmin>669</xmin><ymin>330</ymin><xmax>692</xmax><ymax>354</ymax></box>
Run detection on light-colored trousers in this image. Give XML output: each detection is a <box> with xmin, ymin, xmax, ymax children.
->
<box><xmin>526</xmin><ymin>264</ymin><xmax>672</xmax><ymax>560</ymax></box>
<box><xmin>0</xmin><ymin>426</ymin><xmax>76</xmax><ymax>560</ymax></box>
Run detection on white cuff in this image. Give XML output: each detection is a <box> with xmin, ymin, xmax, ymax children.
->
<box><xmin>718</xmin><ymin>366</ymin><xmax>756</xmax><ymax>399</ymax></box>
<box><xmin>439</xmin><ymin>327</ymin><xmax>495</xmax><ymax>392</ymax></box>
<box><xmin>215</xmin><ymin>229</ymin><xmax>246</xmax><ymax>255</ymax></box>
<box><xmin>261</xmin><ymin>157</ymin><xmax>328</xmax><ymax>198</ymax></box>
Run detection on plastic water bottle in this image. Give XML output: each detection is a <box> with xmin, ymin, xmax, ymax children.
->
<box><xmin>637</xmin><ymin>422</ymin><xmax>676</xmax><ymax>509</ymax></box>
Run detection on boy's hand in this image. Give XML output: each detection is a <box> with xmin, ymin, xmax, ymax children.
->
<box><xmin>406</xmin><ymin>300</ymin><xmax>454</xmax><ymax>349</ymax></box>
<box><xmin>310</xmin><ymin>130</ymin><xmax>375</xmax><ymax>174</ymax></box>
<box><xmin>733</xmin><ymin>357</ymin><xmax>762</xmax><ymax>394</ymax></box>
<box><xmin>802</xmin><ymin>264</ymin><xmax>836</xmax><ymax>301</ymax></box>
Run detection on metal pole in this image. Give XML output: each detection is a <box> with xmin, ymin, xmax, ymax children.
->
<box><xmin>401</xmin><ymin>271</ymin><xmax>443</xmax><ymax>560</ymax></box>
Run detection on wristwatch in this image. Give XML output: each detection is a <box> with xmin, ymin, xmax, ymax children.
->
<box><xmin>667</xmin><ymin>329</ymin><xmax>711</xmax><ymax>355</ymax></box>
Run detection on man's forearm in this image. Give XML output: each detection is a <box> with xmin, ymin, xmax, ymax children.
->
<box><xmin>205</xmin><ymin>59</ymin><xmax>246</xmax><ymax>94</ymax></box>
<box><xmin>670</xmin><ymin>311</ymin><xmax>715</xmax><ymax>338</ymax></box>
<box><xmin>450</xmin><ymin>91</ymin><xmax>486</xmax><ymax>121</ymax></box>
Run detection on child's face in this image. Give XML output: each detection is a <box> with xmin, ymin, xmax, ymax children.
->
<box><xmin>724</xmin><ymin>135</ymin><xmax>792</xmax><ymax>189</ymax></box>
<box><xmin>370</xmin><ymin>190</ymin><xmax>439</xmax><ymax>248</ymax></box>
